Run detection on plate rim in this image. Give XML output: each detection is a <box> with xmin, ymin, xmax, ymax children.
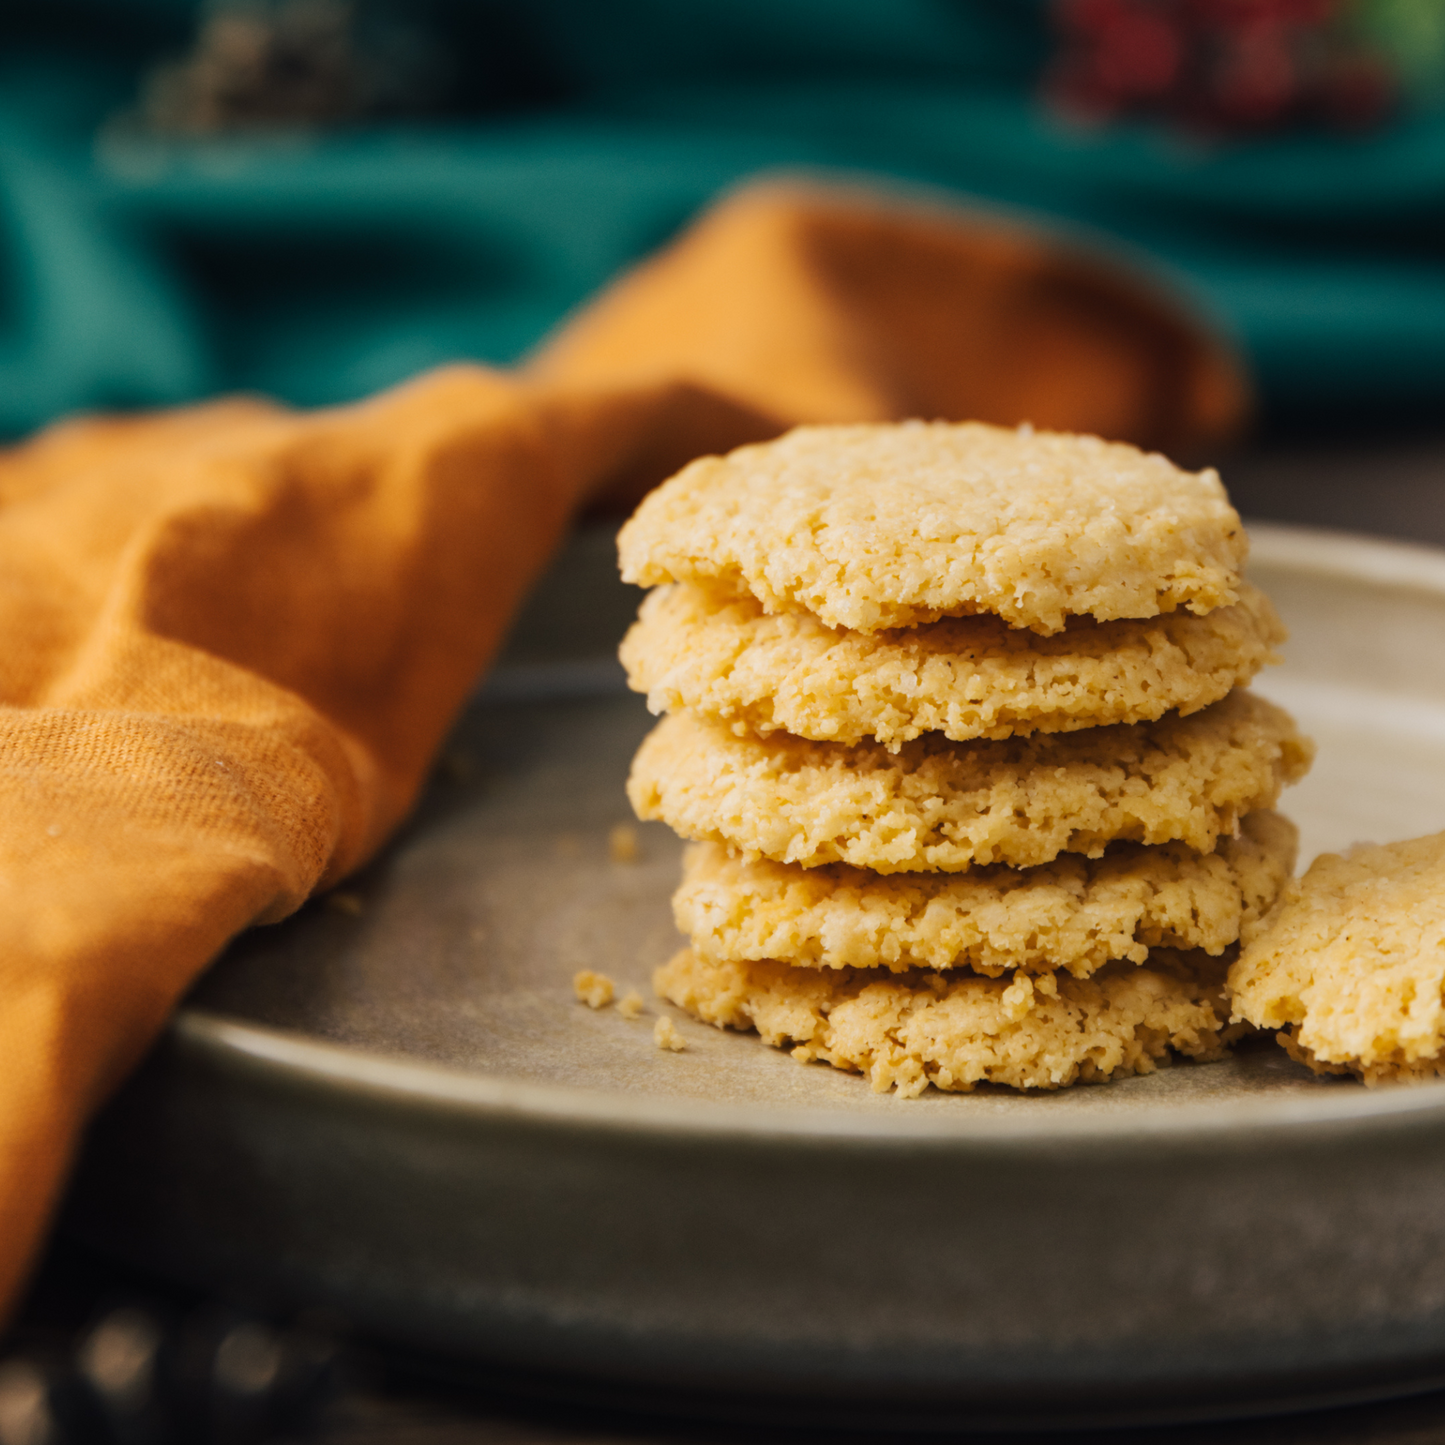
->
<box><xmin>173</xmin><ymin>521</ymin><xmax>1445</xmax><ymax>1150</ymax></box>
<box><xmin>176</xmin><ymin>1006</ymin><xmax>1445</xmax><ymax>1147</ymax></box>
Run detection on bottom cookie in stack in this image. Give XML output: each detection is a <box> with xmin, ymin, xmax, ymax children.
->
<box><xmin>656</xmin><ymin>949</ymin><xmax>1234</xmax><ymax>1097</ymax></box>
<box><xmin>653</xmin><ymin>812</ymin><xmax>1298</xmax><ymax>1094</ymax></box>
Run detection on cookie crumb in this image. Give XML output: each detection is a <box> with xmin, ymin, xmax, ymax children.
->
<box><xmin>608</xmin><ymin>822</ymin><xmax>640</xmax><ymax>864</ymax></box>
<box><xmin>653</xmin><ymin>1016</ymin><xmax>687</xmax><ymax>1051</ymax></box>
<box><xmin>573</xmin><ymin>970</ymin><xmax>615</xmax><ymax>1009</ymax></box>
<box><xmin>617</xmin><ymin>988</ymin><xmax>646</xmax><ymax>1020</ymax></box>
<box><xmin>326</xmin><ymin>891</ymin><xmax>363</xmax><ymax>917</ymax></box>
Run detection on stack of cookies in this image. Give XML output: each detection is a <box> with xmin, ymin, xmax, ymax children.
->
<box><xmin>617</xmin><ymin>422</ymin><xmax>1313</xmax><ymax>1095</ymax></box>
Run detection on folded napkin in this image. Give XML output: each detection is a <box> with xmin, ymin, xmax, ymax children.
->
<box><xmin>0</xmin><ymin>179</ymin><xmax>1246</xmax><ymax>1317</ymax></box>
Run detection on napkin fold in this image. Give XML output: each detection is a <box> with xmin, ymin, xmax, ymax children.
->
<box><xmin>0</xmin><ymin>178</ymin><xmax>1247</xmax><ymax>1317</ymax></box>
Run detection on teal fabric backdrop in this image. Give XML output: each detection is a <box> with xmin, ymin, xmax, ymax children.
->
<box><xmin>3</xmin><ymin>0</ymin><xmax>1444</xmax><ymax>438</ymax></box>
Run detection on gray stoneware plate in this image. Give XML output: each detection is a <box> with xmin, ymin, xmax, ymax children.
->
<box><xmin>65</xmin><ymin>522</ymin><xmax>1445</xmax><ymax>1430</ymax></box>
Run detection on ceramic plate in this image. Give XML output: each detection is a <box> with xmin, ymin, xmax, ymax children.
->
<box><xmin>65</xmin><ymin>523</ymin><xmax>1445</xmax><ymax>1429</ymax></box>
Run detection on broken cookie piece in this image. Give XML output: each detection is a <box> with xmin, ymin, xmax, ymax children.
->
<box><xmin>1230</xmin><ymin>832</ymin><xmax>1445</xmax><ymax>1084</ymax></box>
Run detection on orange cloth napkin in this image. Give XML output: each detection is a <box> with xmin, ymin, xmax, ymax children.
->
<box><xmin>0</xmin><ymin>179</ymin><xmax>1247</xmax><ymax>1316</ymax></box>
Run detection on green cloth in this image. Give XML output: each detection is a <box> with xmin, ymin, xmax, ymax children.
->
<box><xmin>3</xmin><ymin>0</ymin><xmax>1445</xmax><ymax>437</ymax></box>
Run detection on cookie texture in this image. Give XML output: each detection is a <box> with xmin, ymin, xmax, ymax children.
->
<box><xmin>1229</xmin><ymin>832</ymin><xmax>1445</xmax><ymax>1085</ymax></box>
<box><xmin>621</xmin><ymin>580</ymin><xmax>1284</xmax><ymax>747</ymax></box>
<box><xmin>617</xmin><ymin>422</ymin><xmax>1245</xmax><ymax>634</ymax></box>
<box><xmin>675</xmin><ymin>810</ymin><xmax>1296</xmax><ymax>978</ymax></box>
<box><xmin>655</xmin><ymin>948</ymin><xmax>1230</xmax><ymax>1096</ymax></box>
<box><xmin>628</xmin><ymin>691</ymin><xmax>1312</xmax><ymax>872</ymax></box>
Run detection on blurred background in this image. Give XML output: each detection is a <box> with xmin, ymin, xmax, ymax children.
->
<box><xmin>6</xmin><ymin>3</ymin><xmax>1445</xmax><ymax>1441</ymax></box>
<box><xmin>2</xmin><ymin>0</ymin><xmax>1444</xmax><ymax>446</ymax></box>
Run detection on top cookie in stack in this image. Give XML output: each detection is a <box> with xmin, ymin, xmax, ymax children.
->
<box><xmin>617</xmin><ymin>421</ymin><xmax>1313</xmax><ymax>1096</ymax></box>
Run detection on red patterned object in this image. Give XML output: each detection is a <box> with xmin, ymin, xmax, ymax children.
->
<box><xmin>1046</xmin><ymin>0</ymin><xmax>1396</xmax><ymax>134</ymax></box>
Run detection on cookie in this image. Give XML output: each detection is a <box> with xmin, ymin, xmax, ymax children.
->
<box><xmin>1229</xmin><ymin>832</ymin><xmax>1445</xmax><ymax>1085</ymax></box>
<box><xmin>621</xmin><ymin>580</ymin><xmax>1284</xmax><ymax>748</ymax></box>
<box><xmin>627</xmin><ymin>691</ymin><xmax>1312</xmax><ymax>873</ymax></box>
<box><xmin>617</xmin><ymin>422</ymin><xmax>1245</xmax><ymax>635</ymax></box>
<box><xmin>655</xmin><ymin>948</ymin><xmax>1230</xmax><ymax>1096</ymax></box>
<box><xmin>674</xmin><ymin>810</ymin><xmax>1296</xmax><ymax>978</ymax></box>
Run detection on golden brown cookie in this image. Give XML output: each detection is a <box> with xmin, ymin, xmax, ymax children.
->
<box><xmin>674</xmin><ymin>810</ymin><xmax>1296</xmax><ymax>977</ymax></box>
<box><xmin>621</xmin><ymin>580</ymin><xmax>1284</xmax><ymax>747</ymax></box>
<box><xmin>1229</xmin><ymin>831</ymin><xmax>1445</xmax><ymax>1085</ymax></box>
<box><xmin>617</xmin><ymin>422</ymin><xmax>1245</xmax><ymax>634</ymax></box>
<box><xmin>627</xmin><ymin>691</ymin><xmax>1312</xmax><ymax>872</ymax></box>
<box><xmin>655</xmin><ymin>948</ymin><xmax>1230</xmax><ymax>1096</ymax></box>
